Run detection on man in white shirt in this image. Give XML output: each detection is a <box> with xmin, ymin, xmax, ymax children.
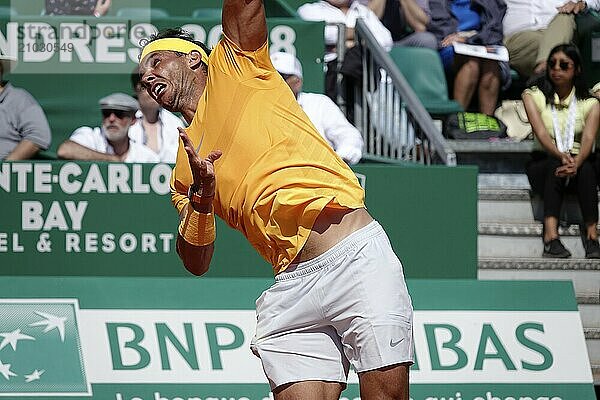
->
<box><xmin>271</xmin><ymin>51</ymin><xmax>363</xmax><ymax>164</ymax></box>
<box><xmin>504</xmin><ymin>0</ymin><xmax>600</xmax><ymax>78</ymax></box>
<box><xmin>57</xmin><ymin>93</ymin><xmax>159</xmax><ymax>163</ymax></box>
<box><xmin>129</xmin><ymin>68</ymin><xmax>185</xmax><ymax>163</ymax></box>
<box><xmin>298</xmin><ymin>0</ymin><xmax>393</xmax><ymax>106</ymax></box>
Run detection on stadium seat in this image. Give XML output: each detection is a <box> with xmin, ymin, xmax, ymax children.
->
<box><xmin>191</xmin><ymin>8</ymin><xmax>222</xmax><ymax>19</ymax></box>
<box><xmin>388</xmin><ymin>46</ymin><xmax>463</xmax><ymax>116</ymax></box>
<box><xmin>115</xmin><ymin>7</ymin><xmax>169</xmax><ymax>19</ymax></box>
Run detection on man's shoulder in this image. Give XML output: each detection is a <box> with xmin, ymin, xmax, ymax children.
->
<box><xmin>298</xmin><ymin>1</ymin><xmax>339</xmax><ymax>19</ymax></box>
<box><xmin>72</xmin><ymin>126</ymin><xmax>100</xmax><ymax>136</ymax></box>
<box><xmin>4</xmin><ymin>84</ymin><xmax>41</xmax><ymax>107</ymax></box>
<box><xmin>298</xmin><ymin>92</ymin><xmax>336</xmax><ymax>108</ymax></box>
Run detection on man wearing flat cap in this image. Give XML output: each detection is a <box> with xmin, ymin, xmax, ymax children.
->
<box><xmin>0</xmin><ymin>55</ymin><xmax>52</xmax><ymax>160</ymax></box>
<box><xmin>57</xmin><ymin>92</ymin><xmax>159</xmax><ymax>163</ymax></box>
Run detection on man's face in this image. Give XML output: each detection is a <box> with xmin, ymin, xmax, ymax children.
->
<box><xmin>101</xmin><ymin>109</ymin><xmax>135</xmax><ymax>142</ymax></box>
<box><xmin>139</xmin><ymin>50</ymin><xmax>190</xmax><ymax>112</ymax></box>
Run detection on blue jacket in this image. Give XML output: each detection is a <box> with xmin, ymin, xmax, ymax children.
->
<box><xmin>427</xmin><ymin>0</ymin><xmax>507</xmax><ymax>45</ymax></box>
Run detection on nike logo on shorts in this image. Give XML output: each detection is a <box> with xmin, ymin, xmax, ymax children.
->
<box><xmin>390</xmin><ymin>338</ymin><xmax>404</xmax><ymax>347</ymax></box>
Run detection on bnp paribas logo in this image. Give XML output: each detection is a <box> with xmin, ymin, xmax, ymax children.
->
<box><xmin>0</xmin><ymin>299</ymin><xmax>91</xmax><ymax>396</ymax></box>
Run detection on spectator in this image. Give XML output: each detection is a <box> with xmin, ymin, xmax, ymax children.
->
<box><xmin>523</xmin><ymin>44</ymin><xmax>600</xmax><ymax>258</ymax></box>
<box><xmin>427</xmin><ymin>0</ymin><xmax>508</xmax><ymax>116</ymax></box>
<box><xmin>129</xmin><ymin>67</ymin><xmax>184</xmax><ymax>163</ymax></box>
<box><xmin>376</xmin><ymin>0</ymin><xmax>438</xmax><ymax>49</ymax></box>
<box><xmin>0</xmin><ymin>55</ymin><xmax>52</xmax><ymax>161</ymax></box>
<box><xmin>57</xmin><ymin>93</ymin><xmax>159</xmax><ymax>163</ymax></box>
<box><xmin>271</xmin><ymin>51</ymin><xmax>364</xmax><ymax>164</ymax></box>
<box><xmin>298</xmin><ymin>0</ymin><xmax>393</xmax><ymax>102</ymax></box>
<box><xmin>45</xmin><ymin>0</ymin><xmax>111</xmax><ymax>16</ymax></box>
<box><xmin>503</xmin><ymin>0</ymin><xmax>600</xmax><ymax>79</ymax></box>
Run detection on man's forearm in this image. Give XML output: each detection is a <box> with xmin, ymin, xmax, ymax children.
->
<box><xmin>57</xmin><ymin>140</ymin><xmax>120</xmax><ymax>162</ymax></box>
<box><xmin>222</xmin><ymin>0</ymin><xmax>267</xmax><ymax>51</ymax></box>
<box><xmin>5</xmin><ymin>139</ymin><xmax>42</xmax><ymax>160</ymax></box>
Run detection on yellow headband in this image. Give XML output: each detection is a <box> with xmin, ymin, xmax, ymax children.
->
<box><xmin>140</xmin><ymin>38</ymin><xmax>209</xmax><ymax>65</ymax></box>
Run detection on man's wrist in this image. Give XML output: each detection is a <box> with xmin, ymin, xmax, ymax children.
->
<box><xmin>188</xmin><ymin>184</ymin><xmax>214</xmax><ymax>212</ymax></box>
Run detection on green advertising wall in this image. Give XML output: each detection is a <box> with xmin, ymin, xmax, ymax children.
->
<box><xmin>0</xmin><ymin>162</ymin><xmax>478</xmax><ymax>279</ymax></box>
<box><xmin>0</xmin><ymin>277</ymin><xmax>593</xmax><ymax>399</ymax></box>
<box><xmin>0</xmin><ymin>11</ymin><xmax>325</xmax><ymax>152</ymax></box>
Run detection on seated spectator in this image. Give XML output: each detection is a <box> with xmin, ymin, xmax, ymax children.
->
<box><xmin>0</xmin><ymin>55</ymin><xmax>52</xmax><ymax>161</ymax></box>
<box><xmin>271</xmin><ymin>51</ymin><xmax>364</xmax><ymax>164</ymax></box>
<box><xmin>129</xmin><ymin>67</ymin><xmax>184</xmax><ymax>163</ymax></box>
<box><xmin>427</xmin><ymin>0</ymin><xmax>509</xmax><ymax>116</ymax></box>
<box><xmin>57</xmin><ymin>93</ymin><xmax>159</xmax><ymax>163</ymax></box>
<box><xmin>297</xmin><ymin>0</ymin><xmax>393</xmax><ymax>102</ymax></box>
<box><xmin>504</xmin><ymin>0</ymin><xmax>600</xmax><ymax>79</ymax></box>
<box><xmin>45</xmin><ymin>0</ymin><xmax>111</xmax><ymax>16</ymax></box>
<box><xmin>375</xmin><ymin>0</ymin><xmax>438</xmax><ymax>50</ymax></box>
<box><xmin>523</xmin><ymin>44</ymin><xmax>600</xmax><ymax>258</ymax></box>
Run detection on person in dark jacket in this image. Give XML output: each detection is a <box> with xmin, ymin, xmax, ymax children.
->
<box><xmin>427</xmin><ymin>0</ymin><xmax>508</xmax><ymax>115</ymax></box>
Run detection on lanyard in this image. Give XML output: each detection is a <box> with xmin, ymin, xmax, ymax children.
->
<box><xmin>551</xmin><ymin>94</ymin><xmax>577</xmax><ymax>154</ymax></box>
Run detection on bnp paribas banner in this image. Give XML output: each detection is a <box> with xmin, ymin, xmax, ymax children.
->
<box><xmin>0</xmin><ymin>278</ymin><xmax>593</xmax><ymax>400</ymax></box>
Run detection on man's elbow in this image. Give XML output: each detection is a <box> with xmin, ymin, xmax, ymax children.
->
<box><xmin>176</xmin><ymin>237</ymin><xmax>213</xmax><ymax>276</ymax></box>
<box><xmin>56</xmin><ymin>142</ymin><xmax>71</xmax><ymax>159</ymax></box>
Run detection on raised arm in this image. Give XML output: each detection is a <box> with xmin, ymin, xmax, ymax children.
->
<box><xmin>222</xmin><ymin>0</ymin><xmax>268</xmax><ymax>51</ymax></box>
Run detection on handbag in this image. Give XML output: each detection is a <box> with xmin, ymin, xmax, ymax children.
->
<box><xmin>494</xmin><ymin>100</ymin><xmax>532</xmax><ymax>141</ymax></box>
<box><xmin>446</xmin><ymin>112</ymin><xmax>507</xmax><ymax>139</ymax></box>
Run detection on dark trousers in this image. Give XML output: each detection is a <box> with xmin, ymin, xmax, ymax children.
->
<box><xmin>526</xmin><ymin>152</ymin><xmax>598</xmax><ymax>223</ymax></box>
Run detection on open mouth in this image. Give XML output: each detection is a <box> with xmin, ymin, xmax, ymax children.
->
<box><xmin>152</xmin><ymin>83</ymin><xmax>167</xmax><ymax>100</ymax></box>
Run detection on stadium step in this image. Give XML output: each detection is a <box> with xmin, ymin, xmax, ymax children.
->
<box><xmin>478</xmin><ymin>174</ymin><xmax>600</xmax><ymax>383</ymax></box>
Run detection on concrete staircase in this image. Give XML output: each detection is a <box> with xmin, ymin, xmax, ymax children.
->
<box><xmin>478</xmin><ymin>173</ymin><xmax>600</xmax><ymax>384</ymax></box>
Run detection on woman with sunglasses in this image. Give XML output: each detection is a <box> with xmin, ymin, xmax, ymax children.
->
<box><xmin>523</xmin><ymin>43</ymin><xmax>600</xmax><ymax>258</ymax></box>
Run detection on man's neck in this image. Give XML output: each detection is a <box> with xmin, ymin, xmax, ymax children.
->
<box><xmin>142</xmin><ymin>108</ymin><xmax>160</xmax><ymax>124</ymax></box>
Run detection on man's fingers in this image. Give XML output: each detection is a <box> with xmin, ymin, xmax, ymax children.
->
<box><xmin>207</xmin><ymin>150</ymin><xmax>223</xmax><ymax>163</ymax></box>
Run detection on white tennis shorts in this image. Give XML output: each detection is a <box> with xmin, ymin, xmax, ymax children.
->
<box><xmin>250</xmin><ymin>220</ymin><xmax>414</xmax><ymax>390</ymax></box>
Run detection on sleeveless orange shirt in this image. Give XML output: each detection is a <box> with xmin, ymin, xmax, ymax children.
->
<box><xmin>170</xmin><ymin>36</ymin><xmax>365</xmax><ymax>274</ymax></box>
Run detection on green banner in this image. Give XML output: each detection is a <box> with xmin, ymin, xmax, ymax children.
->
<box><xmin>0</xmin><ymin>161</ymin><xmax>477</xmax><ymax>279</ymax></box>
<box><xmin>0</xmin><ymin>277</ymin><xmax>592</xmax><ymax>399</ymax></box>
<box><xmin>0</xmin><ymin>16</ymin><xmax>325</xmax><ymax>150</ymax></box>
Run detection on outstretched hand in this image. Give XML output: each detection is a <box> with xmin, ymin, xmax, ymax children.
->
<box><xmin>178</xmin><ymin>127</ymin><xmax>222</xmax><ymax>197</ymax></box>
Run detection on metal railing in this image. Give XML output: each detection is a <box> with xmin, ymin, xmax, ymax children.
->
<box><xmin>352</xmin><ymin>19</ymin><xmax>456</xmax><ymax>166</ymax></box>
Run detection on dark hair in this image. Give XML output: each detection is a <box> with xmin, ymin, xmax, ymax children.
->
<box><xmin>139</xmin><ymin>27</ymin><xmax>211</xmax><ymax>72</ymax></box>
<box><xmin>527</xmin><ymin>43</ymin><xmax>590</xmax><ymax>104</ymax></box>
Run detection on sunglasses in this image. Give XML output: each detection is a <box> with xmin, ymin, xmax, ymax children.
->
<box><xmin>101</xmin><ymin>109</ymin><xmax>133</xmax><ymax>119</ymax></box>
<box><xmin>548</xmin><ymin>59</ymin><xmax>573</xmax><ymax>71</ymax></box>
